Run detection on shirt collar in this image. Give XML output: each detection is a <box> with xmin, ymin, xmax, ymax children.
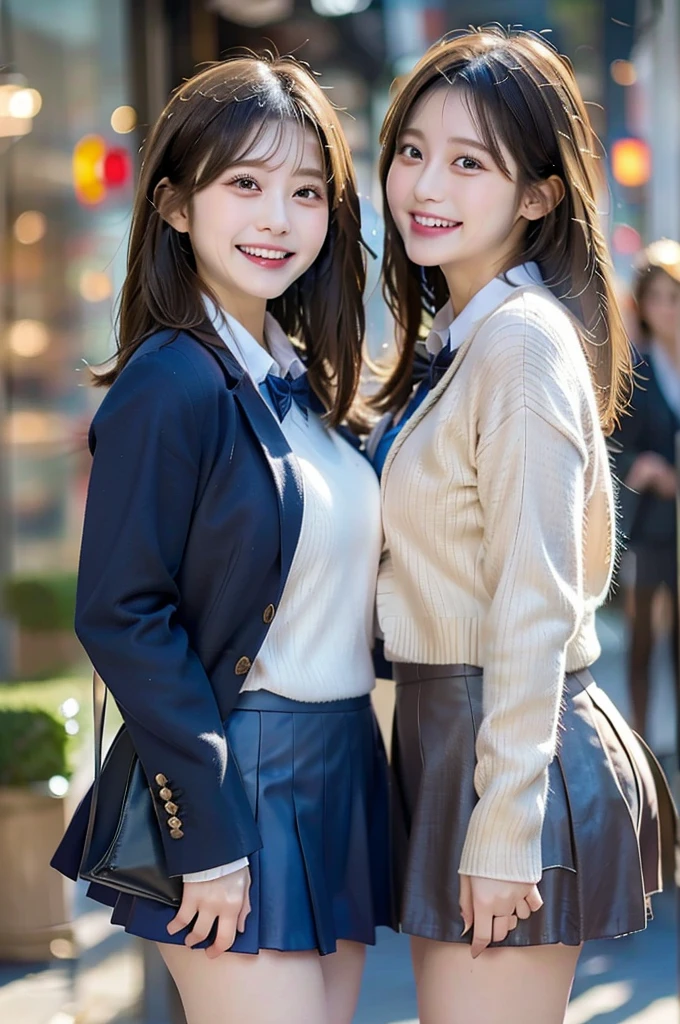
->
<box><xmin>204</xmin><ymin>295</ymin><xmax>305</xmax><ymax>384</ymax></box>
<box><xmin>425</xmin><ymin>262</ymin><xmax>543</xmax><ymax>356</ymax></box>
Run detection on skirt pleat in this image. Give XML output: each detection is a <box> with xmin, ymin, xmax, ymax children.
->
<box><xmin>53</xmin><ymin>690</ymin><xmax>393</xmax><ymax>955</ymax></box>
<box><xmin>392</xmin><ymin>664</ymin><xmax>672</xmax><ymax>947</ymax></box>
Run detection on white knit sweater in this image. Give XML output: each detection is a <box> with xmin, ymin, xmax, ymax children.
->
<box><xmin>377</xmin><ymin>284</ymin><xmax>615</xmax><ymax>884</ymax></box>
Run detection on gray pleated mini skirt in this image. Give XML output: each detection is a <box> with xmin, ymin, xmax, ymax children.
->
<box><xmin>392</xmin><ymin>663</ymin><xmax>673</xmax><ymax>946</ymax></box>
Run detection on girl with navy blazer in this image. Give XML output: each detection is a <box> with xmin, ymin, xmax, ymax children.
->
<box><xmin>51</xmin><ymin>56</ymin><xmax>391</xmax><ymax>1024</ymax></box>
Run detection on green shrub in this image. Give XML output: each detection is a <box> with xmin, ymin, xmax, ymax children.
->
<box><xmin>2</xmin><ymin>573</ymin><xmax>77</xmax><ymax>631</ymax></box>
<box><xmin>0</xmin><ymin>707</ymin><xmax>69</xmax><ymax>785</ymax></box>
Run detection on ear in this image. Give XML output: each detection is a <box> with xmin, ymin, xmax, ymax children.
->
<box><xmin>153</xmin><ymin>176</ymin><xmax>190</xmax><ymax>234</ymax></box>
<box><xmin>519</xmin><ymin>174</ymin><xmax>565</xmax><ymax>222</ymax></box>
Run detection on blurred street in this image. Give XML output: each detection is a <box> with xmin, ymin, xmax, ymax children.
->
<box><xmin>1</xmin><ymin>609</ymin><xmax>677</xmax><ymax>1024</ymax></box>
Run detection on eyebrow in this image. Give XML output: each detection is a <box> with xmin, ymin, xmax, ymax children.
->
<box><xmin>400</xmin><ymin>127</ymin><xmax>490</xmax><ymax>153</ymax></box>
<box><xmin>230</xmin><ymin>158</ymin><xmax>326</xmax><ymax>181</ymax></box>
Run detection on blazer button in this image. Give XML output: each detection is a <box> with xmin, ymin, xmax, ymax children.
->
<box><xmin>169</xmin><ymin>828</ymin><xmax>184</xmax><ymax>839</ymax></box>
<box><xmin>155</xmin><ymin>773</ymin><xmax>168</xmax><ymax>786</ymax></box>
<box><xmin>263</xmin><ymin>604</ymin><xmax>276</xmax><ymax>625</ymax></box>
<box><xmin>159</xmin><ymin>787</ymin><xmax>173</xmax><ymax>802</ymax></box>
<box><xmin>167</xmin><ymin>816</ymin><xmax>183</xmax><ymax>830</ymax></box>
<box><xmin>235</xmin><ymin>656</ymin><xmax>251</xmax><ymax>676</ymax></box>
<box><xmin>164</xmin><ymin>801</ymin><xmax>178</xmax><ymax>815</ymax></box>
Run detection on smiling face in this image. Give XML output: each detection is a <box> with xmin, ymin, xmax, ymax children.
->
<box><xmin>386</xmin><ymin>86</ymin><xmax>531</xmax><ymax>310</ymax></box>
<box><xmin>164</xmin><ymin>119</ymin><xmax>330</xmax><ymax>335</ymax></box>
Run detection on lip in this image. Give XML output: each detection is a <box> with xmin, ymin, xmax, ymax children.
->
<box><xmin>409</xmin><ymin>212</ymin><xmax>462</xmax><ymax>237</ymax></box>
<box><xmin>236</xmin><ymin>244</ymin><xmax>295</xmax><ymax>269</ymax></box>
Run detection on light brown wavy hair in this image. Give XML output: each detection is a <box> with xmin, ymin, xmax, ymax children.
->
<box><xmin>373</xmin><ymin>27</ymin><xmax>632</xmax><ymax>435</ymax></box>
<box><xmin>98</xmin><ymin>54</ymin><xmax>366</xmax><ymax>427</ymax></box>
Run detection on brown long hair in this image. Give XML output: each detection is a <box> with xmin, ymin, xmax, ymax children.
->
<box><xmin>98</xmin><ymin>54</ymin><xmax>366</xmax><ymax>427</ymax></box>
<box><xmin>374</xmin><ymin>27</ymin><xmax>632</xmax><ymax>435</ymax></box>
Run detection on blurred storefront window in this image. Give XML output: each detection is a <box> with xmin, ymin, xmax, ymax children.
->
<box><xmin>1</xmin><ymin>0</ymin><xmax>134</xmax><ymax>573</ymax></box>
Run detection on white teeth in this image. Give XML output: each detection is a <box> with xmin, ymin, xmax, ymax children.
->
<box><xmin>239</xmin><ymin>246</ymin><xmax>290</xmax><ymax>260</ymax></box>
<box><xmin>413</xmin><ymin>215</ymin><xmax>459</xmax><ymax>228</ymax></box>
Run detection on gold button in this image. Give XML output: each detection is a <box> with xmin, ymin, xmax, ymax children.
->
<box><xmin>155</xmin><ymin>773</ymin><xmax>168</xmax><ymax>786</ymax></box>
<box><xmin>164</xmin><ymin>801</ymin><xmax>178</xmax><ymax>815</ymax></box>
<box><xmin>235</xmin><ymin>656</ymin><xmax>251</xmax><ymax>676</ymax></box>
<box><xmin>167</xmin><ymin>816</ymin><xmax>182</xmax><ymax>830</ymax></box>
<box><xmin>169</xmin><ymin>828</ymin><xmax>184</xmax><ymax>839</ymax></box>
<box><xmin>159</xmin><ymin>787</ymin><xmax>173</xmax><ymax>802</ymax></box>
<box><xmin>263</xmin><ymin>604</ymin><xmax>276</xmax><ymax>624</ymax></box>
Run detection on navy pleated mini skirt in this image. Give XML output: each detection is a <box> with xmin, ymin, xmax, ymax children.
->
<box><xmin>53</xmin><ymin>690</ymin><xmax>393</xmax><ymax>955</ymax></box>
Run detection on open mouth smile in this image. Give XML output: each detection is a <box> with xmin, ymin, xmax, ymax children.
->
<box><xmin>410</xmin><ymin>213</ymin><xmax>462</xmax><ymax>236</ymax></box>
<box><xmin>236</xmin><ymin>245</ymin><xmax>295</xmax><ymax>268</ymax></box>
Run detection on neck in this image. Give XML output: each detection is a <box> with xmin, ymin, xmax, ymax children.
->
<box><xmin>441</xmin><ymin>236</ymin><xmax>526</xmax><ymax>316</ymax></box>
<box><xmin>200</xmin><ymin>271</ymin><xmax>268</xmax><ymax>346</ymax></box>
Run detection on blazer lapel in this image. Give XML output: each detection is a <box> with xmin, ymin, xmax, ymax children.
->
<box><xmin>193</xmin><ymin>329</ymin><xmax>304</xmax><ymax>587</ymax></box>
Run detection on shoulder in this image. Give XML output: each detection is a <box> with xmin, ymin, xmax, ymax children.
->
<box><xmin>474</xmin><ymin>287</ymin><xmax>586</xmax><ymax>379</ymax></box>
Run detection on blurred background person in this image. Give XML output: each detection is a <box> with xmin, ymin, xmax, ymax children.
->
<box><xmin>612</xmin><ymin>238</ymin><xmax>680</xmax><ymax>747</ymax></box>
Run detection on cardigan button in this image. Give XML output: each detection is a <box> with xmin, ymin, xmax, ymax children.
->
<box><xmin>167</xmin><ymin>816</ymin><xmax>182</xmax><ymax>830</ymax></box>
<box><xmin>263</xmin><ymin>604</ymin><xmax>276</xmax><ymax>625</ymax></box>
<box><xmin>169</xmin><ymin>828</ymin><xmax>184</xmax><ymax>840</ymax></box>
<box><xmin>159</xmin><ymin>787</ymin><xmax>173</xmax><ymax>802</ymax></box>
<box><xmin>235</xmin><ymin>656</ymin><xmax>251</xmax><ymax>676</ymax></box>
<box><xmin>155</xmin><ymin>773</ymin><xmax>168</xmax><ymax>786</ymax></box>
<box><xmin>164</xmin><ymin>801</ymin><xmax>178</xmax><ymax>815</ymax></box>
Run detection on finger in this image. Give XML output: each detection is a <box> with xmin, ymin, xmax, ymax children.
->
<box><xmin>166</xmin><ymin>899</ymin><xmax>195</xmax><ymax>936</ymax></box>
<box><xmin>471</xmin><ymin>907</ymin><xmax>493</xmax><ymax>959</ymax></box>
<box><xmin>459</xmin><ymin>875</ymin><xmax>473</xmax><ymax>936</ymax></box>
<box><xmin>507</xmin><ymin>914</ymin><xmax>518</xmax><ymax>931</ymax></box>
<box><xmin>184</xmin><ymin>910</ymin><xmax>215</xmax><ymax>948</ymax></box>
<box><xmin>525</xmin><ymin>886</ymin><xmax>544</xmax><ymax>913</ymax></box>
<box><xmin>491</xmin><ymin>916</ymin><xmax>511</xmax><ymax>945</ymax></box>
<box><xmin>515</xmin><ymin>898</ymin><xmax>532</xmax><ymax>920</ymax></box>
<box><xmin>205</xmin><ymin>915</ymin><xmax>238</xmax><ymax>959</ymax></box>
<box><xmin>237</xmin><ymin>892</ymin><xmax>251</xmax><ymax>934</ymax></box>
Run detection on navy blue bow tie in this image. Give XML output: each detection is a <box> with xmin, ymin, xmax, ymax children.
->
<box><xmin>263</xmin><ymin>371</ymin><xmax>322</xmax><ymax>422</ymax></box>
<box><xmin>428</xmin><ymin>344</ymin><xmax>455</xmax><ymax>389</ymax></box>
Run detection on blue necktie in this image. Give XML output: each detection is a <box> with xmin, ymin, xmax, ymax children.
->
<box><xmin>263</xmin><ymin>372</ymin><xmax>322</xmax><ymax>422</ymax></box>
<box><xmin>427</xmin><ymin>344</ymin><xmax>455</xmax><ymax>389</ymax></box>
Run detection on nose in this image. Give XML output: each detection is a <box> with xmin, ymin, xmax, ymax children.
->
<box><xmin>412</xmin><ymin>161</ymin><xmax>447</xmax><ymax>205</ymax></box>
<box><xmin>257</xmin><ymin>190</ymin><xmax>291</xmax><ymax>236</ymax></box>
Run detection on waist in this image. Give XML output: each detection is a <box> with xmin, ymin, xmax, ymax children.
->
<box><xmin>234</xmin><ymin>689</ymin><xmax>371</xmax><ymax>714</ymax></box>
<box><xmin>394</xmin><ymin>662</ymin><xmax>595</xmax><ymax>692</ymax></box>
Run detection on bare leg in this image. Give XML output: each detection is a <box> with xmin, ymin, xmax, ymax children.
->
<box><xmin>412</xmin><ymin>936</ymin><xmax>581</xmax><ymax>1024</ymax></box>
<box><xmin>159</xmin><ymin>942</ymin><xmax>327</xmax><ymax>1024</ymax></box>
<box><xmin>319</xmin><ymin>940</ymin><xmax>366</xmax><ymax>1024</ymax></box>
<box><xmin>410</xmin><ymin>934</ymin><xmax>426</xmax><ymax>989</ymax></box>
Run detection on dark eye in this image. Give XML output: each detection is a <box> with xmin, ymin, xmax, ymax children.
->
<box><xmin>454</xmin><ymin>155</ymin><xmax>481</xmax><ymax>171</ymax></box>
<box><xmin>295</xmin><ymin>186</ymin><xmax>324</xmax><ymax>201</ymax></box>
<box><xmin>398</xmin><ymin>143</ymin><xmax>422</xmax><ymax>160</ymax></box>
<box><xmin>230</xmin><ymin>176</ymin><xmax>259</xmax><ymax>191</ymax></box>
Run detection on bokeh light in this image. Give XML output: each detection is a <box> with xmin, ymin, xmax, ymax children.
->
<box><xmin>13</xmin><ymin>210</ymin><xmax>47</xmax><ymax>245</ymax></box>
<box><xmin>111</xmin><ymin>105</ymin><xmax>137</xmax><ymax>133</ymax></box>
<box><xmin>8</xmin><ymin>319</ymin><xmax>50</xmax><ymax>358</ymax></box>
<box><xmin>79</xmin><ymin>270</ymin><xmax>113</xmax><ymax>303</ymax></box>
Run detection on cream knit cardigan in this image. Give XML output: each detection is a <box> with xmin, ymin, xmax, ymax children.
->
<box><xmin>377</xmin><ymin>285</ymin><xmax>615</xmax><ymax>884</ymax></box>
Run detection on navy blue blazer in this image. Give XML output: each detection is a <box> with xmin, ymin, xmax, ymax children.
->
<box><xmin>54</xmin><ymin>327</ymin><xmax>305</xmax><ymax>878</ymax></box>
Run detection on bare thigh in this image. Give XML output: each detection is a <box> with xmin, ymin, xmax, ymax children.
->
<box><xmin>159</xmin><ymin>940</ymin><xmax>366</xmax><ymax>1024</ymax></box>
<box><xmin>319</xmin><ymin>940</ymin><xmax>366</xmax><ymax>1024</ymax></box>
<box><xmin>159</xmin><ymin>942</ymin><xmax>327</xmax><ymax>1024</ymax></box>
<box><xmin>412</xmin><ymin>936</ymin><xmax>582</xmax><ymax>1024</ymax></box>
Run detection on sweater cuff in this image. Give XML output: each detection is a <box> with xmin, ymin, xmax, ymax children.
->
<box><xmin>458</xmin><ymin>797</ymin><xmax>543</xmax><ymax>884</ymax></box>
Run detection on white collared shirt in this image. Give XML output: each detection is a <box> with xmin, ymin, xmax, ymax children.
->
<box><xmin>423</xmin><ymin>262</ymin><xmax>543</xmax><ymax>358</ymax></box>
<box><xmin>185</xmin><ymin>300</ymin><xmax>382</xmax><ymax>883</ymax></box>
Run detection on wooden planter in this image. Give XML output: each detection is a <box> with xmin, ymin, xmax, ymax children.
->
<box><xmin>0</xmin><ymin>786</ymin><xmax>74</xmax><ymax>960</ymax></box>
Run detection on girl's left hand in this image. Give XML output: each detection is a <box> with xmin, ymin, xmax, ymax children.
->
<box><xmin>459</xmin><ymin>874</ymin><xmax>543</xmax><ymax>958</ymax></box>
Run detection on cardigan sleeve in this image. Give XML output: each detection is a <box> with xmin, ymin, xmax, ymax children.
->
<box><xmin>75</xmin><ymin>349</ymin><xmax>261</xmax><ymax>876</ymax></box>
<box><xmin>459</xmin><ymin>314</ymin><xmax>588</xmax><ymax>883</ymax></box>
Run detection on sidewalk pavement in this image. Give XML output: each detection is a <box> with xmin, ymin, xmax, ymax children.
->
<box><xmin>1</xmin><ymin>609</ymin><xmax>677</xmax><ymax>1024</ymax></box>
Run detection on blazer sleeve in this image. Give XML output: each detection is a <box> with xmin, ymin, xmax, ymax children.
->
<box><xmin>610</xmin><ymin>383</ymin><xmax>650</xmax><ymax>482</ymax></box>
<box><xmin>75</xmin><ymin>349</ymin><xmax>261</xmax><ymax>876</ymax></box>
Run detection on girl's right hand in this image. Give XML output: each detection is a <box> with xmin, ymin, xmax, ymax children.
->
<box><xmin>167</xmin><ymin>866</ymin><xmax>251</xmax><ymax>958</ymax></box>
